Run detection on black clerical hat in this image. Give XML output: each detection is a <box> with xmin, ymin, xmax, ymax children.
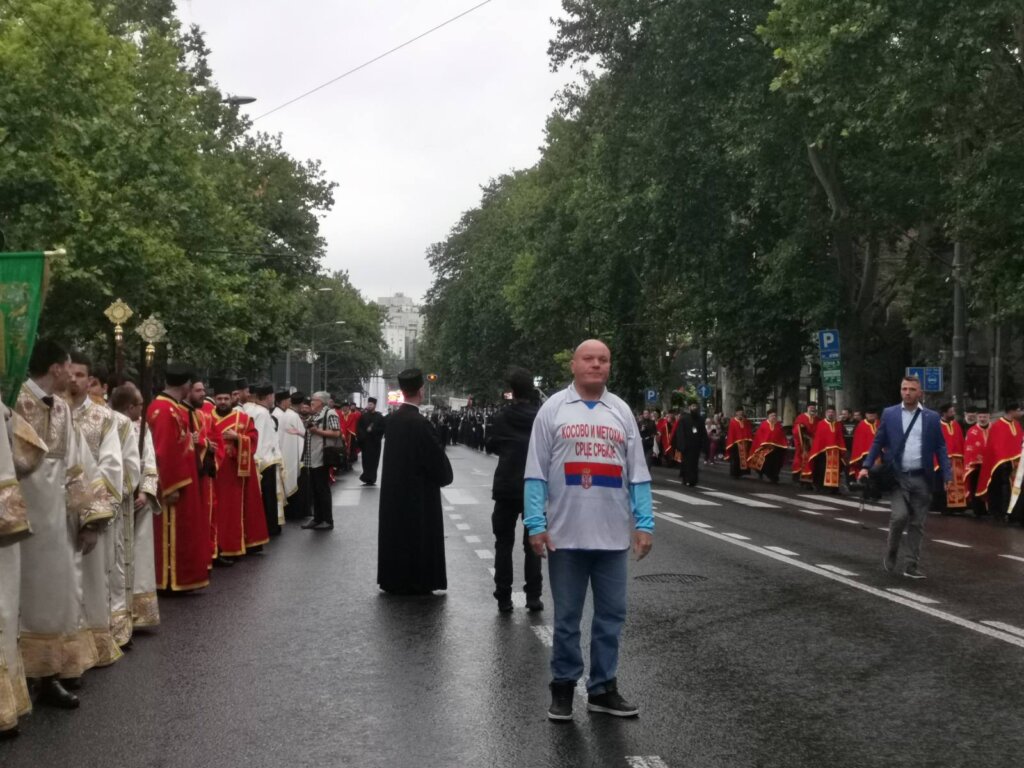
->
<box><xmin>290</xmin><ymin>391</ymin><xmax>306</xmax><ymax>405</ymax></box>
<box><xmin>165</xmin><ymin>363</ymin><xmax>194</xmax><ymax>387</ymax></box>
<box><xmin>210</xmin><ymin>377</ymin><xmax>235</xmax><ymax>395</ymax></box>
<box><xmin>233</xmin><ymin>378</ymin><xmax>248</xmax><ymax>391</ymax></box>
<box><xmin>398</xmin><ymin>368</ymin><xmax>424</xmax><ymax>394</ymax></box>
<box><xmin>254</xmin><ymin>382</ymin><xmax>275</xmax><ymax>398</ymax></box>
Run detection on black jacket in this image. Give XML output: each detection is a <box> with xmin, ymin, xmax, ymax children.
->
<box><xmin>485</xmin><ymin>400</ymin><xmax>540</xmax><ymax>501</ymax></box>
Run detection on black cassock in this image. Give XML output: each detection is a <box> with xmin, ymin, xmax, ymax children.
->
<box><xmin>377</xmin><ymin>404</ymin><xmax>454</xmax><ymax>593</ymax></box>
<box><xmin>358</xmin><ymin>410</ymin><xmax>387</xmax><ymax>485</ymax></box>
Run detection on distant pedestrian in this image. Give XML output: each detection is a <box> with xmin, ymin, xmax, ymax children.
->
<box><xmin>524</xmin><ymin>339</ymin><xmax>653</xmax><ymax>721</ymax></box>
<box><xmin>725</xmin><ymin>408</ymin><xmax>753</xmax><ymax>478</ymax></box>
<box><xmin>357</xmin><ymin>397</ymin><xmax>386</xmax><ymax>486</ymax></box>
<box><xmin>974</xmin><ymin>404</ymin><xmax>1023</xmax><ymax>523</ymax></box>
<box><xmin>860</xmin><ymin>375</ymin><xmax>951</xmax><ymax>579</ymax></box>
<box><xmin>301</xmin><ymin>392</ymin><xmax>342</xmax><ymax>531</ymax></box>
<box><xmin>485</xmin><ymin>367</ymin><xmax>542</xmax><ymax>613</ymax></box>
<box><xmin>377</xmin><ymin>369</ymin><xmax>453</xmax><ymax>595</ymax></box>
<box><xmin>672</xmin><ymin>401</ymin><xmax>707</xmax><ymax>487</ymax></box>
<box><xmin>749</xmin><ymin>409</ymin><xmax>786</xmax><ymax>483</ymax></box>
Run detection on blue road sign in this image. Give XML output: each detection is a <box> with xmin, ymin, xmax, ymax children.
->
<box><xmin>820</xmin><ymin>350</ymin><xmax>840</xmax><ymax>362</ymax></box>
<box><xmin>697</xmin><ymin>384</ymin><xmax>713</xmax><ymax>400</ymax></box>
<box><xmin>924</xmin><ymin>367</ymin><xmax>943</xmax><ymax>393</ymax></box>
<box><xmin>817</xmin><ymin>329</ymin><xmax>841</xmax><ymax>354</ymax></box>
<box><xmin>645</xmin><ymin>388</ymin><xmax>658</xmax><ymax>403</ymax></box>
<box><xmin>906</xmin><ymin>366</ymin><xmax>925</xmax><ymax>382</ymax></box>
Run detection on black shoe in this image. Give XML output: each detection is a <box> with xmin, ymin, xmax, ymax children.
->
<box><xmin>61</xmin><ymin>676</ymin><xmax>83</xmax><ymax>691</ymax></box>
<box><xmin>213</xmin><ymin>556</ymin><xmax>235</xmax><ymax>567</ymax></box>
<box><xmin>248</xmin><ymin>544</ymin><xmax>264</xmax><ymax>554</ymax></box>
<box><xmin>0</xmin><ymin>726</ymin><xmax>19</xmax><ymax>740</ymax></box>
<box><xmin>36</xmin><ymin>678</ymin><xmax>79</xmax><ymax>709</ymax></box>
<box><xmin>526</xmin><ymin>597</ymin><xmax>544</xmax><ymax>613</ymax></box>
<box><xmin>903</xmin><ymin>565</ymin><xmax>927</xmax><ymax>580</ymax></box>
<box><xmin>301</xmin><ymin>520</ymin><xmax>324</xmax><ymax>530</ymax></box>
<box><xmin>322</xmin><ymin>523</ymin><xmax>334</xmax><ymax>531</ymax></box>
<box><xmin>587</xmin><ymin>680</ymin><xmax>639</xmax><ymax>717</ymax></box>
<box><xmin>497</xmin><ymin>598</ymin><xmax>513</xmax><ymax>613</ymax></box>
<box><xmin>548</xmin><ymin>681</ymin><xmax>575</xmax><ymax>721</ymax></box>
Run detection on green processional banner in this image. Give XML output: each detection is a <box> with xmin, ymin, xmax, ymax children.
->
<box><xmin>0</xmin><ymin>252</ymin><xmax>48</xmax><ymax>408</ymax></box>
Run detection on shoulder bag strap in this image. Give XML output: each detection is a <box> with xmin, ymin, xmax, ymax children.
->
<box><xmin>893</xmin><ymin>409</ymin><xmax>921</xmax><ymax>465</ymax></box>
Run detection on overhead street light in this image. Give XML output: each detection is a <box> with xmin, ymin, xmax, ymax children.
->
<box><xmin>221</xmin><ymin>95</ymin><xmax>257</xmax><ymax>106</ymax></box>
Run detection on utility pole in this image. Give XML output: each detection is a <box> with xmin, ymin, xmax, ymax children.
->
<box><xmin>951</xmin><ymin>242</ymin><xmax>967</xmax><ymax>405</ymax></box>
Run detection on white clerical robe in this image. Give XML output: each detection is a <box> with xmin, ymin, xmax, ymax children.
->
<box><xmin>274</xmin><ymin>406</ymin><xmax>306</xmax><ymax>499</ymax></box>
<box><xmin>245</xmin><ymin>402</ymin><xmax>285</xmax><ymax>523</ymax></box>
<box><xmin>132</xmin><ymin>423</ymin><xmax>160</xmax><ymax>628</ymax></box>
<box><xmin>74</xmin><ymin>397</ymin><xmax>124</xmax><ymax>667</ymax></box>
<box><xmin>0</xmin><ymin>399</ymin><xmax>32</xmax><ymax>732</ymax></box>
<box><xmin>110</xmin><ymin>411</ymin><xmax>140</xmax><ymax>646</ymax></box>
<box><xmin>16</xmin><ymin>381</ymin><xmax>109</xmax><ymax>679</ymax></box>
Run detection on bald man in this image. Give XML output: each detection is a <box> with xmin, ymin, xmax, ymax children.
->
<box><xmin>524</xmin><ymin>339</ymin><xmax>654</xmax><ymax>721</ymax></box>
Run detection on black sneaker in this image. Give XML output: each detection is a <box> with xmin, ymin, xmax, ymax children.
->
<box><xmin>548</xmin><ymin>681</ymin><xmax>575</xmax><ymax>721</ymax></box>
<box><xmin>587</xmin><ymin>681</ymin><xmax>639</xmax><ymax>717</ymax></box>
<box><xmin>526</xmin><ymin>597</ymin><xmax>544</xmax><ymax>613</ymax></box>
<box><xmin>497</xmin><ymin>598</ymin><xmax>513</xmax><ymax>614</ymax></box>
<box><xmin>903</xmin><ymin>565</ymin><xmax>926</xmax><ymax>580</ymax></box>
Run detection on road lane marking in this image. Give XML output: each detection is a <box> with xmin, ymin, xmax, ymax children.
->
<box><xmin>698</xmin><ymin>490</ymin><xmax>778</xmax><ymax>508</ymax></box>
<box><xmin>448</xmin><ymin>514</ymin><xmax>463</xmax><ymax>520</ymax></box>
<box><xmin>653</xmin><ymin>489</ymin><xmax>720</xmax><ymax>506</ymax></box>
<box><xmin>532</xmin><ymin>626</ymin><xmax>553</xmax><ymax>646</ymax></box>
<box><xmin>765</xmin><ymin>546</ymin><xmax>799</xmax><ymax>556</ymax></box>
<box><xmin>455</xmin><ymin>523</ymin><xmax>471</xmax><ymax>531</ymax></box>
<box><xmin>886</xmin><ymin>589</ymin><xmax>939</xmax><ymax>605</ymax></box>
<box><xmin>652</xmin><ymin>513</ymin><xmax>1024</xmax><ymax>649</ymax></box>
<box><xmin>800</xmin><ymin>494</ymin><xmax>889</xmax><ymax>513</ymax></box>
<box><xmin>442</xmin><ymin>489</ymin><xmax>480</xmax><ymax>506</ymax></box>
<box><xmin>800</xmin><ymin>509</ymin><xmax>824</xmax><ymax>516</ymax></box>
<box><xmin>488</xmin><ymin>568</ymin><xmax>496</xmax><ymax>576</ymax></box>
<box><xmin>471</xmin><ymin>468</ymin><xmax>490</xmax><ymax>476</ymax></box>
<box><xmin>333</xmin><ymin>490</ymin><xmax>363</xmax><ymax>506</ymax></box>
<box><xmin>474</xmin><ymin>549</ymin><xmax>494</xmax><ymax>559</ymax></box>
<box><xmin>689</xmin><ymin>522</ymin><xmax>714</xmax><ymax>529</ymax></box>
<box><xmin>660</xmin><ymin>511</ymin><xmax>682</xmax><ymax>519</ymax></box>
<box><xmin>999</xmin><ymin>554</ymin><xmax>1024</xmax><ymax>563</ymax></box>
<box><xmin>834</xmin><ymin>517</ymin><xmax>861</xmax><ymax>525</ymax></box>
<box><xmin>816</xmin><ymin>564</ymin><xmax>858</xmax><ymax>577</ymax></box>
<box><xmin>932</xmin><ymin>539</ymin><xmax>972</xmax><ymax>549</ymax></box>
<box><xmin>464</xmin><ymin>535</ymin><xmax>481</xmax><ymax>543</ymax></box>
<box><xmin>626</xmin><ymin>759</ymin><xmax>670</xmax><ymax>768</ymax></box>
<box><xmin>981</xmin><ymin>621</ymin><xmax>1024</xmax><ymax>638</ymax></box>
<box><xmin>755</xmin><ymin>494</ymin><xmax>833</xmax><ymax>511</ymax></box>
<box><xmin>724</xmin><ymin>533</ymin><xmax>751</xmax><ymax>541</ymax></box>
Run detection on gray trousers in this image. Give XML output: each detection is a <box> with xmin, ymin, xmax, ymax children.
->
<box><xmin>887</xmin><ymin>473</ymin><xmax>932</xmax><ymax>566</ymax></box>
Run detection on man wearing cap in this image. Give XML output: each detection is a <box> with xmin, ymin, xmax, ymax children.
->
<box><xmin>377</xmin><ymin>369</ymin><xmax>453</xmax><ymax>594</ymax></box>
<box><xmin>357</xmin><ymin>397</ymin><xmax>386</xmax><ymax>486</ymax></box>
<box><xmin>145</xmin><ymin>363</ymin><xmax>210</xmax><ymax>592</ymax></box>
<box><xmin>303</xmin><ymin>391</ymin><xmax>342</xmax><ymax>530</ymax></box>
<box><xmin>208</xmin><ymin>379</ymin><xmax>253</xmax><ymax>559</ymax></box>
<box><xmin>274</xmin><ymin>390</ymin><xmax>306</xmax><ymax>518</ymax></box>
<box><xmin>246</xmin><ymin>383</ymin><xmax>284</xmax><ymax>537</ymax></box>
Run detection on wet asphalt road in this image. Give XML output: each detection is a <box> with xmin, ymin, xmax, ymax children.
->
<box><xmin>3</xmin><ymin>445</ymin><xmax>1024</xmax><ymax>768</ymax></box>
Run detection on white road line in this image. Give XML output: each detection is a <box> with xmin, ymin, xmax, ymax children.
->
<box><xmin>999</xmin><ymin>554</ymin><xmax>1024</xmax><ymax>563</ymax></box>
<box><xmin>474</xmin><ymin>549</ymin><xmax>494</xmax><ymax>560</ymax></box>
<box><xmin>626</xmin><ymin>758</ymin><xmax>670</xmax><ymax>768</ymax></box>
<box><xmin>448</xmin><ymin>514</ymin><xmax>463</xmax><ymax>520</ymax></box>
<box><xmin>724</xmin><ymin>533</ymin><xmax>751</xmax><ymax>541</ymax></box>
<box><xmin>699</xmin><ymin>490</ymin><xmax>778</xmax><ymax>508</ymax></box>
<box><xmin>981</xmin><ymin>621</ymin><xmax>1024</xmax><ymax>639</ymax></box>
<box><xmin>455</xmin><ymin>523</ymin><xmax>470</xmax><ymax>531</ymax></box>
<box><xmin>488</xmin><ymin>567</ymin><xmax>496</xmax><ymax>577</ymax></box>
<box><xmin>932</xmin><ymin>539</ymin><xmax>972</xmax><ymax>549</ymax></box>
<box><xmin>765</xmin><ymin>546</ymin><xmax>800</xmax><ymax>557</ymax></box>
<box><xmin>800</xmin><ymin>494</ymin><xmax>889</xmax><ymax>513</ymax></box>
<box><xmin>660</xmin><ymin>511</ymin><xmax>682</xmax><ymax>519</ymax></box>
<box><xmin>816</xmin><ymin>564</ymin><xmax>859</xmax><ymax>577</ymax></box>
<box><xmin>689</xmin><ymin>521</ymin><xmax>714</xmax><ymax>529</ymax></box>
<box><xmin>464</xmin><ymin>535</ymin><xmax>481</xmax><ymax>543</ymax></box>
<box><xmin>653</xmin><ymin>489</ymin><xmax>721</xmax><ymax>506</ymax></box>
<box><xmin>442</xmin><ymin>489</ymin><xmax>480</xmax><ymax>506</ymax></box>
<box><xmin>531</xmin><ymin>626</ymin><xmax>553</xmax><ymax>647</ymax></box>
<box><xmin>332</xmin><ymin>490</ymin><xmax>363</xmax><ymax>507</ymax></box>
<box><xmin>834</xmin><ymin>517</ymin><xmax>861</xmax><ymax>525</ymax></box>
<box><xmin>755</xmin><ymin>494</ymin><xmax>833</xmax><ymax>511</ymax></box>
<box><xmin>663</xmin><ymin>512</ymin><xmax>1024</xmax><ymax>650</ymax></box>
<box><xmin>443</xmin><ymin>505</ymin><xmax>455</xmax><ymax>512</ymax></box>
<box><xmin>886</xmin><ymin>588</ymin><xmax>939</xmax><ymax>605</ymax></box>
<box><xmin>800</xmin><ymin>509</ymin><xmax>824</xmax><ymax>516</ymax></box>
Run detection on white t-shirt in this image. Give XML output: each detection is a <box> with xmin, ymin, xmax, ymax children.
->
<box><xmin>525</xmin><ymin>384</ymin><xmax>651</xmax><ymax>549</ymax></box>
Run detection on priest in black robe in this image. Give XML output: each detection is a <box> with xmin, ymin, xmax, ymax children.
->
<box><xmin>377</xmin><ymin>369</ymin><xmax>454</xmax><ymax>594</ymax></box>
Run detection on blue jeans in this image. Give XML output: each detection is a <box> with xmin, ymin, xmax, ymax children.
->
<box><xmin>547</xmin><ymin>548</ymin><xmax>628</xmax><ymax>695</ymax></box>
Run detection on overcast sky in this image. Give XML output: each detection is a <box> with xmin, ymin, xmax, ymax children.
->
<box><xmin>175</xmin><ymin>0</ymin><xmax>573</xmax><ymax>304</ymax></box>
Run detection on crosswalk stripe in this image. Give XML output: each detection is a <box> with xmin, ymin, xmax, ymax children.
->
<box><xmin>754</xmin><ymin>493</ymin><xmax>833</xmax><ymax>510</ymax></box>
<box><xmin>886</xmin><ymin>588</ymin><xmax>939</xmax><ymax>605</ymax></box>
<box><xmin>442</xmin><ymin>488</ymin><xmax>480</xmax><ymax>506</ymax></box>
<box><xmin>698</xmin><ymin>489</ymin><xmax>778</xmax><ymax>508</ymax></box>
<box><xmin>816</xmin><ymin>564</ymin><xmax>858</xmax><ymax>577</ymax></box>
<box><xmin>765</xmin><ymin>546</ymin><xmax>799</xmax><ymax>556</ymax></box>
<box><xmin>932</xmin><ymin>539</ymin><xmax>971</xmax><ymax>549</ymax></box>
<box><xmin>799</xmin><ymin>494</ymin><xmax>889</xmax><ymax>513</ymax></box>
<box><xmin>653</xmin><ymin>489</ymin><xmax>721</xmax><ymax>506</ymax></box>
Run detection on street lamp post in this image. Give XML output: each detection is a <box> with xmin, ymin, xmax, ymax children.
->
<box><xmin>309</xmin><ymin>320</ymin><xmax>346</xmax><ymax>392</ymax></box>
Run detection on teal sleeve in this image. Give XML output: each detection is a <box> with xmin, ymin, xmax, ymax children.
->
<box><xmin>523</xmin><ymin>479</ymin><xmax>548</xmax><ymax>535</ymax></box>
<box><xmin>630</xmin><ymin>481</ymin><xmax>654</xmax><ymax>532</ymax></box>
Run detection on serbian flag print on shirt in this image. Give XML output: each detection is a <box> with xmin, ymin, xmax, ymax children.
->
<box><xmin>564</xmin><ymin>462</ymin><xmax>623</xmax><ymax>489</ymax></box>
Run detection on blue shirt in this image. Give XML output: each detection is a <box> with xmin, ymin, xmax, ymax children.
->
<box><xmin>900</xmin><ymin>404</ymin><xmax>923</xmax><ymax>471</ymax></box>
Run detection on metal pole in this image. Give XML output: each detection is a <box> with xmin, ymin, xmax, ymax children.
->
<box><xmin>285</xmin><ymin>350</ymin><xmax>291</xmax><ymax>390</ymax></box>
<box><xmin>951</xmin><ymin>242</ymin><xmax>967</xmax><ymax>405</ymax></box>
<box><xmin>309</xmin><ymin>330</ymin><xmax>316</xmax><ymax>393</ymax></box>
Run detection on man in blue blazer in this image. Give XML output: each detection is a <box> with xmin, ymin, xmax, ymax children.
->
<box><xmin>859</xmin><ymin>376</ymin><xmax>952</xmax><ymax>579</ymax></box>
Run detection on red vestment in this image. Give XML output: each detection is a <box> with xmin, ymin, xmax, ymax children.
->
<box><xmin>804</xmin><ymin>419</ymin><xmax>846</xmax><ymax>487</ymax></box>
<box><xmin>964</xmin><ymin>424</ymin><xmax>989</xmax><ymax>498</ymax></box>
<box><xmin>848</xmin><ymin>419</ymin><xmax>878</xmax><ymax>476</ymax></box>
<box><xmin>345</xmin><ymin>411</ymin><xmax>361</xmax><ymax>457</ymax></box>
<box><xmin>975</xmin><ymin>417</ymin><xmax>1023</xmax><ymax>498</ymax></box>
<box><xmin>656</xmin><ymin>418</ymin><xmax>670</xmax><ymax>454</ymax></box>
<box><xmin>192</xmin><ymin>405</ymin><xmax>217</xmax><ymax>562</ymax></box>
<box><xmin>209</xmin><ymin>410</ymin><xmax>256</xmax><ymax>556</ymax></box>
<box><xmin>791</xmin><ymin>413</ymin><xmax>817</xmax><ymax>477</ymax></box>
<box><xmin>749</xmin><ymin>420</ymin><xmax>787</xmax><ymax>471</ymax></box>
<box><xmin>935</xmin><ymin>420</ymin><xmax>966</xmax><ymax>508</ymax></box>
<box><xmin>237</xmin><ymin>410</ymin><xmax>270</xmax><ymax>548</ymax></box>
<box><xmin>725</xmin><ymin>418</ymin><xmax>753</xmax><ymax>470</ymax></box>
<box><xmin>146</xmin><ymin>394</ymin><xmax>210</xmax><ymax>591</ymax></box>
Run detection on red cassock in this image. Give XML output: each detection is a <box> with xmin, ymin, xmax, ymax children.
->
<box><xmin>848</xmin><ymin>419</ymin><xmax>878</xmax><ymax>476</ymax></box>
<box><xmin>238</xmin><ymin>410</ymin><xmax>270</xmax><ymax>548</ymax></box>
<box><xmin>936</xmin><ymin>420</ymin><xmax>967</xmax><ymax>508</ymax></box>
<box><xmin>748</xmin><ymin>420</ymin><xmax>787</xmax><ymax>471</ymax></box>
<box><xmin>804</xmin><ymin>419</ymin><xmax>847</xmax><ymax>487</ymax></box>
<box><xmin>209</xmin><ymin>410</ymin><xmax>256</xmax><ymax>556</ymax></box>
<box><xmin>192</xmin><ymin>405</ymin><xmax>217</xmax><ymax>562</ymax></box>
<box><xmin>975</xmin><ymin>417</ymin><xmax>1023</xmax><ymax>498</ymax></box>
<box><xmin>791</xmin><ymin>413</ymin><xmax>818</xmax><ymax>477</ymax></box>
<box><xmin>655</xmin><ymin>418</ymin><xmax>670</xmax><ymax>454</ymax></box>
<box><xmin>346</xmin><ymin>411</ymin><xmax>361</xmax><ymax>457</ymax></box>
<box><xmin>725</xmin><ymin>418</ymin><xmax>753</xmax><ymax>469</ymax></box>
<box><xmin>146</xmin><ymin>394</ymin><xmax>210</xmax><ymax>592</ymax></box>
<box><xmin>963</xmin><ymin>424</ymin><xmax>989</xmax><ymax>497</ymax></box>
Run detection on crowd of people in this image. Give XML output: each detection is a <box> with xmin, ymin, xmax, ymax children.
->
<box><xmin>630</xmin><ymin>399</ymin><xmax>1024</xmax><ymax>522</ymax></box>
<box><xmin>0</xmin><ymin>341</ymin><xmax>389</xmax><ymax>738</ymax></box>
